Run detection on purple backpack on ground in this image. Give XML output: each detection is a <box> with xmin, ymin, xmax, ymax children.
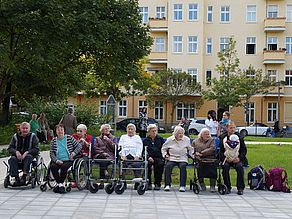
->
<box><xmin>266</xmin><ymin>168</ymin><xmax>291</xmax><ymax>193</ymax></box>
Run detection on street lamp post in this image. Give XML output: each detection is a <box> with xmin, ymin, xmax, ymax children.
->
<box><xmin>276</xmin><ymin>81</ymin><xmax>284</xmax><ymax>125</ymax></box>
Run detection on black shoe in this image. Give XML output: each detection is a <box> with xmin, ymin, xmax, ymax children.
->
<box><xmin>134</xmin><ymin>183</ymin><xmax>139</xmax><ymax>190</ymax></box>
<box><xmin>147</xmin><ymin>184</ymin><xmax>153</xmax><ymax>190</ymax></box>
<box><xmin>59</xmin><ymin>186</ymin><xmax>66</xmax><ymax>194</ymax></box>
<box><xmin>226</xmin><ymin>188</ymin><xmax>231</xmax><ymax>194</ymax></box>
<box><xmin>98</xmin><ymin>183</ymin><xmax>104</xmax><ymax>189</ymax></box>
<box><xmin>53</xmin><ymin>186</ymin><xmax>60</xmax><ymax>193</ymax></box>
<box><xmin>154</xmin><ymin>185</ymin><xmax>161</xmax><ymax>190</ymax></box>
<box><xmin>237</xmin><ymin>189</ymin><xmax>243</xmax><ymax>195</ymax></box>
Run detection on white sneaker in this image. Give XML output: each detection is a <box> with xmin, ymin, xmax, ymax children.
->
<box><xmin>164</xmin><ymin>185</ymin><xmax>170</xmax><ymax>191</ymax></box>
<box><xmin>179</xmin><ymin>186</ymin><xmax>186</xmax><ymax>192</ymax></box>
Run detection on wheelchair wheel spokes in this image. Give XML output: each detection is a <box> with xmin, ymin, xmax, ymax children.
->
<box><xmin>75</xmin><ymin>159</ymin><xmax>88</xmax><ymax>190</ymax></box>
<box><xmin>36</xmin><ymin>157</ymin><xmax>45</xmax><ymax>185</ymax></box>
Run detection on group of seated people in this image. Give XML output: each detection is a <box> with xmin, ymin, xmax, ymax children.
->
<box><xmin>7</xmin><ymin>120</ymin><xmax>247</xmax><ymax>195</ymax></box>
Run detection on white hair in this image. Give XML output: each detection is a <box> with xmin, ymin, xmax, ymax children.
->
<box><xmin>173</xmin><ymin>125</ymin><xmax>185</xmax><ymax>135</ymax></box>
<box><xmin>198</xmin><ymin>128</ymin><xmax>210</xmax><ymax>139</ymax></box>
<box><xmin>147</xmin><ymin>124</ymin><xmax>157</xmax><ymax>132</ymax></box>
<box><xmin>100</xmin><ymin>124</ymin><xmax>111</xmax><ymax>132</ymax></box>
<box><xmin>20</xmin><ymin>122</ymin><xmax>30</xmax><ymax>129</ymax></box>
<box><xmin>127</xmin><ymin>123</ymin><xmax>136</xmax><ymax>131</ymax></box>
<box><xmin>77</xmin><ymin>124</ymin><xmax>87</xmax><ymax>131</ymax></box>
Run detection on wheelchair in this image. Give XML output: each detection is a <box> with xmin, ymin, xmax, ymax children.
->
<box><xmin>3</xmin><ymin>155</ymin><xmax>45</xmax><ymax>189</ymax></box>
<box><xmin>40</xmin><ymin>157</ymin><xmax>87</xmax><ymax>192</ymax></box>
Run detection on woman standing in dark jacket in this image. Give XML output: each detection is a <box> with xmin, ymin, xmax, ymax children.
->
<box><xmin>143</xmin><ymin>124</ymin><xmax>165</xmax><ymax>190</ymax></box>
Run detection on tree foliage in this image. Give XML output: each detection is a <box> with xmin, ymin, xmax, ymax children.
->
<box><xmin>147</xmin><ymin>69</ymin><xmax>201</xmax><ymax>125</ymax></box>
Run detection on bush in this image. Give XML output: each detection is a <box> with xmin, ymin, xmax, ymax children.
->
<box><xmin>0</xmin><ymin>124</ymin><xmax>15</xmax><ymax>145</ymax></box>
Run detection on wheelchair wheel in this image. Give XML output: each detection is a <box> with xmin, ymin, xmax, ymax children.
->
<box><xmin>48</xmin><ymin>179</ymin><xmax>57</xmax><ymax>189</ymax></box>
<box><xmin>75</xmin><ymin>159</ymin><xmax>88</xmax><ymax>191</ymax></box>
<box><xmin>218</xmin><ymin>184</ymin><xmax>227</xmax><ymax>195</ymax></box>
<box><xmin>105</xmin><ymin>183</ymin><xmax>115</xmax><ymax>194</ymax></box>
<box><xmin>89</xmin><ymin>183</ymin><xmax>99</xmax><ymax>193</ymax></box>
<box><xmin>4</xmin><ymin>176</ymin><xmax>9</xmax><ymax>188</ymax></box>
<box><xmin>137</xmin><ymin>184</ymin><xmax>146</xmax><ymax>195</ymax></box>
<box><xmin>193</xmin><ymin>183</ymin><xmax>200</xmax><ymax>194</ymax></box>
<box><xmin>114</xmin><ymin>182</ymin><xmax>125</xmax><ymax>195</ymax></box>
<box><xmin>40</xmin><ymin>184</ymin><xmax>47</xmax><ymax>192</ymax></box>
<box><xmin>66</xmin><ymin>186</ymin><xmax>72</xmax><ymax>193</ymax></box>
<box><xmin>36</xmin><ymin>157</ymin><xmax>45</xmax><ymax>185</ymax></box>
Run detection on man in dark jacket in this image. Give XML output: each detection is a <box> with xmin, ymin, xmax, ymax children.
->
<box><xmin>219</xmin><ymin>121</ymin><xmax>248</xmax><ymax>195</ymax></box>
<box><xmin>8</xmin><ymin>122</ymin><xmax>39</xmax><ymax>185</ymax></box>
<box><xmin>59</xmin><ymin>107</ymin><xmax>77</xmax><ymax>135</ymax></box>
<box><xmin>143</xmin><ymin>124</ymin><xmax>165</xmax><ymax>190</ymax></box>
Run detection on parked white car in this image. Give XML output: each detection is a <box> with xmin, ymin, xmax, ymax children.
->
<box><xmin>237</xmin><ymin>123</ymin><xmax>270</xmax><ymax>137</ymax></box>
<box><xmin>188</xmin><ymin>119</ymin><xmax>207</xmax><ymax>135</ymax></box>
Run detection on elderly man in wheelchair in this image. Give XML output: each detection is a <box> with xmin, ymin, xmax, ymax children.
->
<box><xmin>5</xmin><ymin>122</ymin><xmax>40</xmax><ymax>187</ymax></box>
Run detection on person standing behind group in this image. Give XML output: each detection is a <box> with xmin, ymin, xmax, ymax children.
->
<box><xmin>29</xmin><ymin>114</ymin><xmax>40</xmax><ymax>134</ymax></box>
<box><xmin>205</xmin><ymin>110</ymin><xmax>219</xmax><ymax>137</ymax></box>
<box><xmin>161</xmin><ymin>126</ymin><xmax>193</xmax><ymax>192</ymax></box>
<box><xmin>218</xmin><ymin>111</ymin><xmax>231</xmax><ymax>136</ymax></box>
<box><xmin>38</xmin><ymin>113</ymin><xmax>50</xmax><ymax>143</ymax></box>
<box><xmin>59</xmin><ymin>107</ymin><xmax>77</xmax><ymax>135</ymax></box>
<box><xmin>143</xmin><ymin>124</ymin><xmax>165</xmax><ymax>190</ymax></box>
<box><xmin>138</xmin><ymin>107</ymin><xmax>148</xmax><ymax>138</ymax></box>
<box><xmin>192</xmin><ymin>128</ymin><xmax>216</xmax><ymax>192</ymax></box>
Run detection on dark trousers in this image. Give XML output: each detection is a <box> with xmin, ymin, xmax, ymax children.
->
<box><xmin>8</xmin><ymin>154</ymin><xmax>34</xmax><ymax>177</ymax></box>
<box><xmin>222</xmin><ymin>162</ymin><xmax>245</xmax><ymax>190</ymax></box>
<box><xmin>165</xmin><ymin>161</ymin><xmax>187</xmax><ymax>187</ymax></box>
<box><xmin>100</xmin><ymin>161</ymin><xmax>112</xmax><ymax>179</ymax></box>
<box><xmin>123</xmin><ymin>155</ymin><xmax>141</xmax><ymax>178</ymax></box>
<box><xmin>148</xmin><ymin>157</ymin><xmax>164</xmax><ymax>187</ymax></box>
<box><xmin>50</xmin><ymin>161</ymin><xmax>73</xmax><ymax>184</ymax></box>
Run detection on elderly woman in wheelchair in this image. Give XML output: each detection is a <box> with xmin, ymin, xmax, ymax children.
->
<box><xmin>4</xmin><ymin>122</ymin><xmax>42</xmax><ymax>188</ymax></box>
<box><xmin>47</xmin><ymin>124</ymin><xmax>82</xmax><ymax>193</ymax></box>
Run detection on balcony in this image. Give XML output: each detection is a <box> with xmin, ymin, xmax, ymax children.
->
<box><xmin>264</xmin><ymin>17</ymin><xmax>286</xmax><ymax>32</ymax></box>
<box><xmin>148</xmin><ymin>52</ymin><xmax>167</xmax><ymax>64</ymax></box>
<box><xmin>149</xmin><ymin>18</ymin><xmax>168</xmax><ymax>32</ymax></box>
<box><xmin>263</xmin><ymin>49</ymin><xmax>286</xmax><ymax>64</ymax></box>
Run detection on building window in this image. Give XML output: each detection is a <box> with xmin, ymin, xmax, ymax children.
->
<box><xmin>207</xmin><ymin>6</ymin><xmax>213</xmax><ymax>22</ymax></box>
<box><xmin>267</xmin><ymin>5</ymin><xmax>278</xmax><ymax>18</ymax></box>
<box><xmin>173</xmin><ymin>36</ymin><xmax>183</xmax><ymax>53</ymax></box>
<box><xmin>188</xmin><ymin>68</ymin><xmax>198</xmax><ymax>83</ymax></box>
<box><xmin>100</xmin><ymin>100</ymin><xmax>107</xmax><ymax>115</ymax></box>
<box><xmin>188</xmin><ymin>36</ymin><xmax>198</xmax><ymax>53</ymax></box>
<box><xmin>245</xmin><ymin>102</ymin><xmax>255</xmax><ymax>123</ymax></box>
<box><xmin>246</xmin><ymin>5</ymin><xmax>256</xmax><ymax>22</ymax></box>
<box><xmin>189</xmin><ymin>3</ymin><xmax>198</xmax><ymax>21</ymax></box>
<box><xmin>118</xmin><ymin>100</ymin><xmax>127</xmax><ymax>117</ymax></box>
<box><xmin>268</xmin><ymin>70</ymin><xmax>277</xmax><ymax>82</ymax></box>
<box><xmin>285</xmin><ymin>70</ymin><xmax>292</xmax><ymax>86</ymax></box>
<box><xmin>246</xmin><ymin>37</ymin><xmax>256</xmax><ymax>54</ymax></box>
<box><xmin>154</xmin><ymin>101</ymin><xmax>164</xmax><ymax>120</ymax></box>
<box><xmin>284</xmin><ymin>102</ymin><xmax>292</xmax><ymax>122</ymax></box>
<box><xmin>139</xmin><ymin>7</ymin><xmax>149</xmax><ymax>24</ymax></box>
<box><xmin>155</xmin><ymin>37</ymin><xmax>165</xmax><ymax>52</ymax></box>
<box><xmin>206</xmin><ymin>70</ymin><xmax>212</xmax><ymax>85</ymax></box>
<box><xmin>138</xmin><ymin>100</ymin><xmax>147</xmax><ymax>114</ymax></box>
<box><xmin>177</xmin><ymin>103</ymin><xmax>195</xmax><ymax>120</ymax></box>
<box><xmin>267</xmin><ymin>37</ymin><xmax>277</xmax><ymax>50</ymax></box>
<box><xmin>156</xmin><ymin>6</ymin><xmax>166</xmax><ymax>19</ymax></box>
<box><xmin>174</xmin><ymin>4</ymin><xmax>183</xmax><ymax>21</ymax></box>
<box><xmin>206</xmin><ymin>38</ymin><xmax>212</xmax><ymax>54</ymax></box>
<box><xmin>173</xmin><ymin>68</ymin><xmax>182</xmax><ymax>73</ymax></box>
<box><xmin>286</xmin><ymin>37</ymin><xmax>292</xmax><ymax>54</ymax></box>
<box><xmin>220</xmin><ymin>6</ymin><xmax>230</xmax><ymax>22</ymax></box>
<box><xmin>268</xmin><ymin>102</ymin><xmax>278</xmax><ymax>122</ymax></box>
<box><xmin>287</xmin><ymin>5</ymin><xmax>292</xmax><ymax>22</ymax></box>
<box><xmin>220</xmin><ymin>37</ymin><xmax>229</xmax><ymax>52</ymax></box>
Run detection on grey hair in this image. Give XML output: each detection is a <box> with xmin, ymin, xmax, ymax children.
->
<box><xmin>173</xmin><ymin>125</ymin><xmax>185</xmax><ymax>135</ymax></box>
<box><xmin>127</xmin><ymin>123</ymin><xmax>136</xmax><ymax>131</ymax></box>
<box><xmin>100</xmin><ymin>124</ymin><xmax>111</xmax><ymax>132</ymax></box>
<box><xmin>77</xmin><ymin>124</ymin><xmax>87</xmax><ymax>131</ymax></box>
<box><xmin>147</xmin><ymin>124</ymin><xmax>157</xmax><ymax>132</ymax></box>
<box><xmin>198</xmin><ymin>128</ymin><xmax>210</xmax><ymax>138</ymax></box>
<box><xmin>20</xmin><ymin>122</ymin><xmax>30</xmax><ymax>129</ymax></box>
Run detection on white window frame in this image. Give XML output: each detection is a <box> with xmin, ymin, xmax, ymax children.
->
<box><xmin>138</xmin><ymin>100</ymin><xmax>147</xmax><ymax>115</ymax></box>
<box><xmin>246</xmin><ymin>37</ymin><xmax>256</xmax><ymax>54</ymax></box>
<box><xmin>206</xmin><ymin>70</ymin><xmax>212</xmax><ymax>85</ymax></box>
<box><xmin>267</xmin><ymin>102</ymin><xmax>278</xmax><ymax>122</ymax></box>
<box><xmin>246</xmin><ymin>5</ymin><xmax>257</xmax><ymax>22</ymax></box>
<box><xmin>188</xmin><ymin>68</ymin><xmax>198</xmax><ymax>83</ymax></box>
<box><xmin>174</xmin><ymin>4</ymin><xmax>183</xmax><ymax>21</ymax></box>
<box><xmin>220</xmin><ymin>37</ymin><xmax>229</xmax><ymax>52</ymax></box>
<box><xmin>173</xmin><ymin>36</ymin><xmax>183</xmax><ymax>53</ymax></box>
<box><xmin>99</xmin><ymin>100</ymin><xmax>107</xmax><ymax>115</ymax></box>
<box><xmin>220</xmin><ymin>6</ymin><xmax>230</xmax><ymax>22</ymax></box>
<box><xmin>207</xmin><ymin>5</ymin><xmax>213</xmax><ymax>22</ymax></box>
<box><xmin>188</xmin><ymin>36</ymin><xmax>198</xmax><ymax>53</ymax></box>
<box><xmin>176</xmin><ymin>103</ymin><xmax>195</xmax><ymax>120</ymax></box>
<box><xmin>118</xmin><ymin>100</ymin><xmax>127</xmax><ymax>118</ymax></box>
<box><xmin>245</xmin><ymin>102</ymin><xmax>255</xmax><ymax>123</ymax></box>
<box><xmin>267</xmin><ymin>69</ymin><xmax>277</xmax><ymax>83</ymax></box>
<box><xmin>139</xmin><ymin>7</ymin><xmax>149</xmax><ymax>24</ymax></box>
<box><xmin>287</xmin><ymin>5</ymin><xmax>292</xmax><ymax>22</ymax></box>
<box><xmin>154</xmin><ymin>101</ymin><xmax>164</xmax><ymax>120</ymax></box>
<box><xmin>188</xmin><ymin>3</ymin><xmax>198</xmax><ymax>21</ymax></box>
<box><xmin>173</xmin><ymin>68</ymin><xmax>182</xmax><ymax>73</ymax></box>
<box><xmin>285</xmin><ymin>70</ymin><xmax>292</xmax><ymax>86</ymax></box>
<box><xmin>155</xmin><ymin>37</ymin><xmax>165</xmax><ymax>52</ymax></box>
<box><xmin>206</xmin><ymin>37</ymin><xmax>212</xmax><ymax>54</ymax></box>
<box><xmin>156</xmin><ymin>6</ymin><xmax>166</xmax><ymax>19</ymax></box>
<box><xmin>267</xmin><ymin>5</ymin><xmax>278</xmax><ymax>18</ymax></box>
<box><xmin>286</xmin><ymin>37</ymin><xmax>292</xmax><ymax>54</ymax></box>
<box><xmin>267</xmin><ymin>37</ymin><xmax>278</xmax><ymax>50</ymax></box>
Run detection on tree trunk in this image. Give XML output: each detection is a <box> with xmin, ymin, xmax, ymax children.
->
<box><xmin>0</xmin><ymin>81</ymin><xmax>12</xmax><ymax>125</ymax></box>
<box><xmin>170</xmin><ymin>104</ymin><xmax>175</xmax><ymax>127</ymax></box>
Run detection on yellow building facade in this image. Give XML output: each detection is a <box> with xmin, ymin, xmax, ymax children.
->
<box><xmin>74</xmin><ymin>0</ymin><xmax>292</xmax><ymax>128</ymax></box>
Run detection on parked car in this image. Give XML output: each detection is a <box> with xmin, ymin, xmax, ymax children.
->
<box><xmin>116</xmin><ymin>118</ymin><xmax>166</xmax><ymax>133</ymax></box>
<box><xmin>188</xmin><ymin>119</ymin><xmax>207</xmax><ymax>135</ymax></box>
<box><xmin>237</xmin><ymin>123</ymin><xmax>270</xmax><ymax>137</ymax></box>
